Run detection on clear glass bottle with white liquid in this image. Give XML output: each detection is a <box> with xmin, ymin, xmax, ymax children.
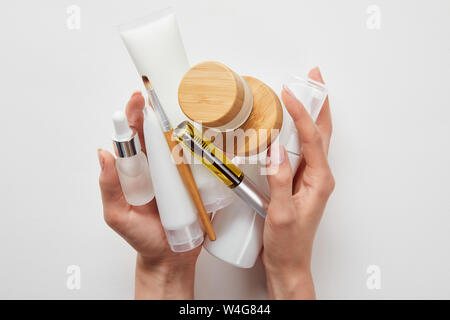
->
<box><xmin>112</xmin><ymin>110</ymin><xmax>154</xmax><ymax>206</ymax></box>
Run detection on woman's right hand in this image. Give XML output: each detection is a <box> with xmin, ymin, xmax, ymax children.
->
<box><xmin>262</xmin><ymin>67</ymin><xmax>335</xmax><ymax>299</ymax></box>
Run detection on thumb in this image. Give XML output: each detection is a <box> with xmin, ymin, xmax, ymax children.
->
<box><xmin>266</xmin><ymin>144</ymin><xmax>295</xmax><ymax>225</ymax></box>
<box><xmin>98</xmin><ymin>149</ymin><xmax>127</xmax><ymax>214</ymax></box>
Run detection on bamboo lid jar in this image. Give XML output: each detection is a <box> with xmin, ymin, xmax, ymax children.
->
<box><xmin>178</xmin><ymin>61</ymin><xmax>283</xmax><ymax>156</ymax></box>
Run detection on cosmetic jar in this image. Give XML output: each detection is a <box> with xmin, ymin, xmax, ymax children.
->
<box><xmin>119</xmin><ymin>9</ymin><xmax>234</xmax><ymax>213</ymax></box>
<box><xmin>178</xmin><ymin>62</ymin><xmax>283</xmax><ymax>157</ymax></box>
<box><xmin>178</xmin><ymin>61</ymin><xmax>254</xmax><ymax>131</ymax></box>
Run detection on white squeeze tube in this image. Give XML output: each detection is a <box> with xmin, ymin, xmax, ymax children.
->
<box><xmin>143</xmin><ymin>107</ymin><xmax>203</xmax><ymax>252</ymax></box>
<box><xmin>204</xmin><ymin>76</ymin><xmax>328</xmax><ymax>268</ymax></box>
<box><xmin>118</xmin><ymin>8</ymin><xmax>233</xmax><ymax>213</ymax></box>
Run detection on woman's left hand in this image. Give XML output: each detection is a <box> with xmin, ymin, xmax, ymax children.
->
<box><xmin>98</xmin><ymin>92</ymin><xmax>201</xmax><ymax>299</ymax></box>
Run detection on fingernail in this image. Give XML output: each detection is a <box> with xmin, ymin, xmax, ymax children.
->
<box><xmin>97</xmin><ymin>149</ymin><xmax>104</xmax><ymax>171</ymax></box>
<box><xmin>282</xmin><ymin>84</ymin><xmax>295</xmax><ymax>99</ymax></box>
<box><xmin>131</xmin><ymin>91</ymin><xmax>142</xmax><ymax>98</ymax></box>
<box><xmin>309</xmin><ymin>66</ymin><xmax>324</xmax><ymax>83</ymax></box>
<box><xmin>269</xmin><ymin>143</ymin><xmax>285</xmax><ymax>167</ymax></box>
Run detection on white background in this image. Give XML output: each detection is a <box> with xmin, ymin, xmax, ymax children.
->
<box><xmin>0</xmin><ymin>0</ymin><xmax>449</xmax><ymax>299</ymax></box>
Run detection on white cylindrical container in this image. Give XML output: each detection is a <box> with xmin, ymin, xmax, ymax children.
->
<box><xmin>112</xmin><ymin>111</ymin><xmax>154</xmax><ymax>206</ymax></box>
<box><xmin>204</xmin><ymin>76</ymin><xmax>328</xmax><ymax>268</ymax></box>
<box><xmin>283</xmin><ymin>76</ymin><xmax>328</xmax><ymax>169</ymax></box>
<box><xmin>203</xmin><ymin>163</ymin><xmax>265</xmax><ymax>268</ymax></box>
<box><xmin>143</xmin><ymin>107</ymin><xmax>203</xmax><ymax>252</ymax></box>
<box><xmin>203</xmin><ymin>156</ymin><xmax>292</xmax><ymax>268</ymax></box>
<box><xmin>119</xmin><ymin>8</ymin><xmax>233</xmax><ymax>212</ymax></box>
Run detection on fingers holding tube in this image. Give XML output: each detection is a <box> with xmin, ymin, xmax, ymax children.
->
<box><xmin>125</xmin><ymin>92</ymin><xmax>147</xmax><ymax>154</ymax></box>
<box><xmin>98</xmin><ymin>149</ymin><xmax>128</xmax><ymax>230</ymax></box>
<box><xmin>308</xmin><ymin>67</ymin><xmax>332</xmax><ymax>154</ymax></box>
<box><xmin>281</xmin><ymin>86</ymin><xmax>328</xmax><ymax>171</ymax></box>
<box><xmin>266</xmin><ymin>144</ymin><xmax>296</xmax><ymax>226</ymax></box>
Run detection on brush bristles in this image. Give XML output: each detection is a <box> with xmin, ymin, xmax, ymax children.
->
<box><xmin>141</xmin><ymin>75</ymin><xmax>152</xmax><ymax>91</ymax></box>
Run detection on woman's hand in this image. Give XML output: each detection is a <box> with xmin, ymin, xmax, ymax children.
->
<box><xmin>97</xmin><ymin>92</ymin><xmax>201</xmax><ymax>299</ymax></box>
<box><xmin>262</xmin><ymin>67</ymin><xmax>334</xmax><ymax>299</ymax></box>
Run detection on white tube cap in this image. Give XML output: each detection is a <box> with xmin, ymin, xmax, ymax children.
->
<box><xmin>165</xmin><ymin>220</ymin><xmax>204</xmax><ymax>252</ymax></box>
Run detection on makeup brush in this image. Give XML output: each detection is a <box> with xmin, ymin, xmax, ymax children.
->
<box><xmin>142</xmin><ymin>75</ymin><xmax>216</xmax><ymax>241</ymax></box>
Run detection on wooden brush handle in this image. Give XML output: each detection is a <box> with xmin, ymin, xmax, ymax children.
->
<box><xmin>164</xmin><ymin>130</ymin><xmax>216</xmax><ymax>241</ymax></box>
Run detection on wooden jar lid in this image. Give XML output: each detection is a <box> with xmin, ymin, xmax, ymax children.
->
<box><xmin>178</xmin><ymin>61</ymin><xmax>283</xmax><ymax>156</ymax></box>
<box><xmin>229</xmin><ymin>76</ymin><xmax>283</xmax><ymax>156</ymax></box>
<box><xmin>178</xmin><ymin>61</ymin><xmax>244</xmax><ymax>127</ymax></box>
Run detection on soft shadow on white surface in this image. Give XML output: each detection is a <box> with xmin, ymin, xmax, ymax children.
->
<box><xmin>195</xmin><ymin>250</ymin><xmax>267</xmax><ymax>300</ymax></box>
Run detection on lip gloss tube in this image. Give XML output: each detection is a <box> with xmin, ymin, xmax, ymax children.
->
<box><xmin>173</xmin><ymin>121</ymin><xmax>270</xmax><ymax>218</ymax></box>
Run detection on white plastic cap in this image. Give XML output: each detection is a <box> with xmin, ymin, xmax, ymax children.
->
<box><xmin>164</xmin><ymin>220</ymin><xmax>204</xmax><ymax>252</ymax></box>
<box><xmin>283</xmin><ymin>76</ymin><xmax>328</xmax><ymax>123</ymax></box>
<box><xmin>112</xmin><ymin>110</ymin><xmax>133</xmax><ymax>141</ymax></box>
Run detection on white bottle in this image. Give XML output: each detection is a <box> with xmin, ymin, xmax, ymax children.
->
<box><xmin>119</xmin><ymin>8</ymin><xmax>234</xmax><ymax>212</ymax></box>
<box><xmin>112</xmin><ymin>111</ymin><xmax>154</xmax><ymax>206</ymax></box>
<box><xmin>202</xmin><ymin>161</ymin><xmax>267</xmax><ymax>268</ymax></box>
<box><xmin>143</xmin><ymin>107</ymin><xmax>204</xmax><ymax>252</ymax></box>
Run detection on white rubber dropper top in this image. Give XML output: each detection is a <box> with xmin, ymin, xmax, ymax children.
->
<box><xmin>112</xmin><ymin>110</ymin><xmax>133</xmax><ymax>141</ymax></box>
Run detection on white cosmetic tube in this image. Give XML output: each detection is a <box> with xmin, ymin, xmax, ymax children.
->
<box><xmin>119</xmin><ymin>8</ymin><xmax>233</xmax><ymax>213</ymax></box>
<box><xmin>143</xmin><ymin>107</ymin><xmax>203</xmax><ymax>252</ymax></box>
<box><xmin>204</xmin><ymin>77</ymin><xmax>328</xmax><ymax>268</ymax></box>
